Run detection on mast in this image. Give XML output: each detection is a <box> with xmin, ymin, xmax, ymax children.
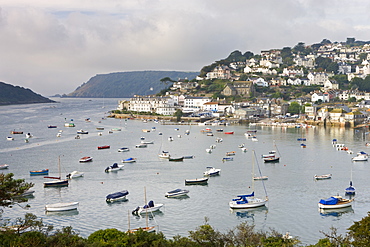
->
<box><xmin>58</xmin><ymin>155</ymin><xmax>61</xmax><ymax>179</ymax></box>
<box><xmin>252</xmin><ymin>150</ymin><xmax>255</xmax><ymax>196</ymax></box>
<box><xmin>144</xmin><ymin>187</ymin><xmax>148</xmax><ymax>228</ymax></box>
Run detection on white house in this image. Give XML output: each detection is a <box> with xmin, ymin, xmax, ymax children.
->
<box><xmin>184</xmin><ymin>96</ymin><xmax>211</xmax><ymax>110</ymax></box>
<box><xmin>307</xmin><ymin>72</ymin><xmax>329</xmax><ymax>85</ymax></box>
<box><xmin>311</xmin><ymin>92</ymin><xmax>330</xmax><ymax>103</ymax></box>
<box><xmin>253</xmin><ymin>78</ymin><xmax>268</xmax><ymax>87</ymax></box>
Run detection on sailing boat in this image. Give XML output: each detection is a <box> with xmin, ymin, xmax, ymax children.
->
<box><xmin>263</xmin><ymin>140</ymin><xmax>280</xmax><ymax>163</ymax></box>
<box><xmin>44</xmin><ymin>155</ymin><xmax>69</xmax><ymax>187</ymax></box>
<box><xmin>229</xmin><ymin>150</ymin><xmax>268</xmax><ymax>209</ymax></box>
<box><xmin>345</xmin><ymin>164</ymin><xmax>355</xmax><ymax>195</ymax></box>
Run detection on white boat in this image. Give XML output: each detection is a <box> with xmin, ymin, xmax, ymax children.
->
<box><xmin>158</xmin><ymin>151</ymin><xmax>170</xmax><ymax>159</ymax></box>
<box><xmin>6</xmin><ymin>137</ymin><xmax>14</xmax><ymax>141</ymax></box>
<box><xmin>141</xmin><ymin>140</ymin><xmax>154</xmax><ymax>144</ymax></box>
<box><xmin>205</xmin><ymin>149</ymin><xmax>212</xmax><ymax>153</ymax></box>
<box><xmin>77</xmin><ymin>129</ymin><xmax>88</xmax><ymax>134</ymax></box>
<box><xmin>318</xmin><ymin>196</ymin><xmax>354</xmax><ymax>209</ymax></box>
<box><xmin>314</xmin><ymin>174</ymin><xmax>332</xmax><ymax>180</ymax></box>
<box><xmin>251</xmin><ymin>137</ymin><xmax>258</xmax><ymax>142</ymax></box>
<box><xmin>25</xmin><ymin>133</ymin><xmax>33</xmax><ymax>138</ymax></box>
<box><xmin>132</xmin><ymin>200</ymin><xmax>164</xmax><ymax>214</ymax></box>
<box><xmin>106</xmin><ymin>190</ymin><xmax>129</xmax><ymax>202</ymax></box>
<box><xmin>118</xmin><ymin>147</ymin><xmax>130</xmax><ymax>152</ymax></box>
<box><xmin>56</xmin><ymin>133</ymin><xmax>61</xmax><ymax>137</ymax></box>
<box><xmin>105</xmin><ymin>163</ymin><xmax>124</xmax><ymax>172</ymax></box>
<box><xmin>352</xmin><ymin>151</ymin><xmax>368</xmax><ymax>161</ymax></box>
<box><xmin>45</xmin><ymin>202</ymin><xmax>79</xmax><ymax>212</ymax></box>
<box><xmin>253</xmin><ymin>176</ymin><xmax>268</xmax><ymax>180</ymax></box>
<box><xmin>0</xmin><ymin>164</ymin><xmax>9</xmax><ymax>169</ymax></box>
<box><xmin>165</xmin><ymin>188</ymin><xmax>189</xmax><ymax>198</ymax></box>
<box><xmin>229</xmin><ymin>150</ymin><xmax>268</xmax><ymax>209</ymax></box>
<box><xmin>66</xmin><ymin>171</ymin><xmax>84</xmax><ymax>178</ymax></box>
<box><xmin>168</xmin><ymin>137</ymin><xmax>174</xmax><ymax>141</ymax></box>
<box><xmin>79</xmin><ymin>156</ymin><xmax>93</xmax><ymax>162</ymax></box>
<box><xmin>203</xmin><ymin>166</ymin><xmax>221</xmax><ymax>176</ymax></box>
<box><xmin>135</xmin><ymin>144</ymin><xmax>147</xmax><ymax>148</ymax></box>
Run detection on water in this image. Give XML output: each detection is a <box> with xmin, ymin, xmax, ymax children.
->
<box><xmin>1</xmin><ymin>98</ymin><xmax>370</xmax><ymax>245</ymax></box>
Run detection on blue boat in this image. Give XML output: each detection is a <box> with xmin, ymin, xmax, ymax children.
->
<box><xmin>106</xmin><ymin>190</ymin><xmax>129</xmax><ymax>202</ymax></box>
<box><xmin>297</xmin><ymin>138</ymin><xmax>306</xmax><ymax>141</ymax></box>
<box><xmin>345</xmin><ymin>181</ymin><xmax>356</xmax><ymax>195</ymax></box>
<box><xmin>30</xmin><ymin>169</ymin><xmax>49</xmax><ymax>176</ymax></box>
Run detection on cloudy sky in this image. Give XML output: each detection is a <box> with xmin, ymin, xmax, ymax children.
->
<box><xmin>0</xmin><ymin>0</ymin><xmax>369</xmax><ymax>96</ymax></box>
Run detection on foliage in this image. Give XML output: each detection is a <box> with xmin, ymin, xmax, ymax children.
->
<box><xmin>348</xmin><ymin>212</ymin><xmax>370</xmax><ymax>246</ymax></box>
<box><xmin>288</xmin><ymin>102</ymin><xmax>302</xmax><ymax>114</ymax></box>
<box><xmin>349</xmin><ymin>75</ymin><xmax>370</xmax><ymax>92</ymax></box>
<box><xmin>0</xmin><ymin>173</ymin><xmax>34</xmax><ymax>208</ymax></box>
<box><xmin>174</xmin><ymin>109</ymin><xmax>183</xmax><ymax>122</ymax></box>
<box><xmin>281</xmin><ymin>47</ymin><xmax>294</xmax><ymax>66</ymax></box>
<box><xmin>292</xmin><ymin>42</ymin><xmax>313</xmax><ymax>56</ymax></box>
<box><xmin>315</xmin><ymin>57</ymin><xmax>339</xmax><ymax>73</ymax></box>
<box><xmin>332</xmin><ymin>74</ymin><xmax>349</xmax><ymax>89</ymax></box>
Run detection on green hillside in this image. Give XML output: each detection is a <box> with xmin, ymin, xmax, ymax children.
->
<box><xmin>67</xmin><ymin>71</ymin><xmax>199</xmax><ymax>98</ymax></box>
<box><xmin>0</xmin><ymin>82</ymin><xmax>55</xmax><ymax>105</ymax></box>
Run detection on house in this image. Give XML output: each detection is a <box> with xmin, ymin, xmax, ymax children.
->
<box><xmin>125</xmin><ymin>96</ymin><xmax>175</xmax><ymax>115</ymax></box>
<box><xmin>329</xmin><ymin>108</ymin><xmax>347</xmax><ymax>122</ymax></box>
<box><xmin>323</xmin><ymin>80</ymin><xmax>339</xmax><ymax>90</ymax></box>
<box><xmin>253</xmin><ymin>78</ymin><xmax>268</xmax><ymax>87</ymax></box>
<box><xmin>311</xmin><ymin>92</ymin><xmax>330</xmax><ymax>103</ymax></box>
<box><xmin>183</xmin><ymin>96</ymin><xmax>211</xmax><ymax>110</ymax></box>
<box><xmin>222</xmin><ymin>81</ymin><xmax>254</xmax><ymax>97</ymax></box>
<box><xmin>304</xmin><ymin>105</ymin><xmax>318</xmax><ymax>120</ymax></box>
<box><xmin>307</xmin><ymin>72</ymin><xmax>329</xmax><ymax>85</ymax></box>
<box><xmin>206</xmin><ymin>65</ymin><xmax>232</xmax><ymax>80</ymax></box>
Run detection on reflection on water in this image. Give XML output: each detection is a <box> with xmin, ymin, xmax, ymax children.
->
<box><xmin>106</xmin><ymin>199</ymin><xmax>129</xmax><ymax>206</ymax></box>
<box><xmin>45</xmin><ymin>209</ymin><xmax>79</xmax><ymax>217</ymax></box>
<box><xmin>230</xmin><ymin>206</ymin><xmax>268</xmax><ymax>220</ymax></box>
<box><xmin>319</xmin><ymin>207</ymin><xmax>354</xmax><ymax>217</ymax></box>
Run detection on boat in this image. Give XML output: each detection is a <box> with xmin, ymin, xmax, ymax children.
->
<box><xmin>48</xmin><ymin>125</ymin><xmax>57</xmax><ymax>128</ymax></box>
<box><xmin>45</xmin><ymin>202</ymin><xmax>79</xmax><ymax>212</ymax></box>
<box><xmin>44</xmin><ymin>177</ymin><xmax>69</xmax><ymax>187</ymax></box>
<box><xmin>132</xmin><ymin>200</ymin><xmax>164</xmax><ymax>215</ymax></box>
<box><xmin>66</xmin><ymin>171</ymin><xmax>84</xmax><ymax>178</ymax></box>
<box><xmin>79</xmin><ymin>156</ymin><xmax>93</xmax><ymax>162</ymax></box>
<box><xmin>11</xmin><ymin>130</ymin><xmax>23</xmax><ymax>134</ymax></box>
<box><xmin>75</xmin><ymin>135</ymin><xmax>80</xmax><ymax>139</ymax></box>
<box><xmin>135</xmin><ymin>144</ymin><xmax>147</xmax><ymax>148</ymax></box>
<box><xmin>297</xmin><ymin>138</ymin><xmax>306</xmax><ymax>141</ymax></box>
<box><xmin>122</xmin><ymin>157</ymin><xmax>136</xmax><ymax>163</ymax></box>
<box><xmin>314</xmin><ymin>174</ymin><xmax>332</xmax><ymax>180</ymax></box>
<box><xmin>224</xmin><ymin>131</ymin><xmax>234</xmax><ymax>134</ymax></box>
<box><xmin>6</xmin><ymin>137</ymin><xmax>14</xmax><ymax>141</ymax></box>
<box><xmin>141</xmin><ymin>140</ymin><xmax>154</xmax><ymax>144</ymax></box>
<box><xmin>64</xmin><ymin>123</ymin><xmax>75</xmax><ymax>127</ymax></box>
<box><xmin>203</xmin><ymin>166</ymin><xmax>221</xmax><ymax>176</ymax></box>
<box><xmin>111</xmin><ymin>128</ymin><xmax>122</xmax><ymax>131</ymax></box>
<box><xmin>169</xmin><ymin>156</ymin><xmax>184</xmax><ymax>162</ymax></box>
<box><xmin>165</xmin><ymin>188</ymin><xmax>189</xmax><ymax>198</ymax></box>
<box><xmin>300</xmin><ymin>143</ymin><xmax>307</xmax><ymax>148</ymax></box>
<box><xmin>56</xmin><ymin>133</ymin><xmax>62</xmax><ymax>137</ymax></box>
<box><xmin>263</xmin><ymin>141</ymin><xmax>281</xmax><ymax>163</ymax></box>
<box><xmin>77</xmin><ymin>129</ymin><xmax>88</xmax><ymax>134</ymax></box>
<box><xmin>105</xmin><ymin>163</ymin><xmax>124</xmax><ymax>172</ymax></box>
<box><xmin>318</xmin><ymin>196</ymin><xmax>354</xmax><ymax>209</ymax></box>
<box><xmin>216</xmin><ymin>129</ymin><xmax>224</xmax><ymax>132</ymax></box>
<box><xmin>247</xmin><ymin>130</ymin><xmax>257</xmax><ymax>133</ymax></box>
<box><xmin>222</xmin><ymin>157</ymin><xmax>234</xmax><ymax>162</ymax></box>
<box><xmin>118</xmin><ymin>147</ymin><xmax>130</xmax><ymax>152</ymax></box>
<box><xmin>98</xmin><ymin>145</ymin><xmax>110</xmax><ymax>150</ymax></box>
<box><xmin>96</xmin><ymin>127</ymin><xmax>104</xmax><ymax>130</ymax></box>
<box><xmin>106</xmin><ymin>190</ymin><xmax>129</xmax><ymax>202</ymax></box>
<box><xmin>229</xmin><ymin>150</ymin><xmax>268</xmax><ymax>209</ymax></box>
<box><xmin>183</xmin><ymin>155</ymin><xmax>194</xmax><ymax>159</ymax></box>
<box><xmin>159</xmin><ymin>151</ymin><xmax>171</xmax><ymax>159</ymax></box>
<box><xmin>238</xmin><ymin>143</ymin><xmax>245</xmax><ymax>148</ymax></box>
<box><xmin>226</xmin><ymin>151</ymin><xmax>236</xmax><ymax>156</ymax></box>
<box><xmin>142</xmin><ymin>129</ymin><xmax>150</xmax><ymax>132</ymax></box>
<box><xmin>345</xmin><ymin>181</ymin><xmax>356</xmax><ymax>195</ymax></box>
<box><xmin>0</xmin><ymin>164</ymin><xmax>9</xmax><ymax>169</ymax></box>
<box><xmin>253</xmin><ymin>176</ymin><xmax>268</xmax><ymax>180</ymax></box>
<box><xmin>20</xmin><ymin>189</ymin><xmax>35</xmax><ymax>197</ymax></box>
<box><xmin>352</xmin><ymin>151</ymin><xmax>368</xmax><ymax>161</ymax></box>
<box><xmin>168</xmin><ymin>137</ymin><xmax>174</xmax><ymax>141</ymax></box>
<box><xmin>251</xmin><ymin>136</ymin><xmax>258</xmax><ymax>142</ymax></box>
<box><xmin>185</xmin><ymin>177</ymin><xmax>208</xmax><ymax>185</ymax></box>
<box><xmin>25</xmin><ymin>133</ymin><xmax>33</xmax><ymax>138</ymax></box>
<box><xmin>205</xmin><ymin>148</ymin><xmax>212</xmax><ymax>153</ymax></box>
<box><xmin>215</xmin><ymin>137</ymin><xmax>223</xmax><ymax>143</ymax></box>
<box><xmin>30</xmin><ymin>169</ymin><xmax>49</xmax><ymax>176</ymax></box>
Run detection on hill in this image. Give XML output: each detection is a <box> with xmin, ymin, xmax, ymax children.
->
<box><xmin>66</xmin><ymin>71</ymin><xmax>199</xmax><ymax>98</ymax></box>
<box><xmin>0</xmin><ymin>82</ymin><xmax>55</xmax><ymax>105</ymax></box>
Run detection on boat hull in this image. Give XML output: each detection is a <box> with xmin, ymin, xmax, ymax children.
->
<box><xmin>44</xmin><ymin>179</ymin><xmax>69</xmax><ymax>187</ymax></box>
<box><xmin>165</xmin><ymin>189</ymin><xmax>189</xmax><ymax>198</ymax></box>
<box><xmin>185</xmin><ymin>178</ymin><xmax>208</xmax><ymax>185</ymax></box>
<box><xmin>45</xmin><ymin>202</ymin><xmax>79</xmax><ymax>212</ymax></box>
<box><xmin>229</xmin><ymin>198</ymin><xmax>268</xmax><ymax>209</ymax></box>
<box><xmin>318</xmin><ymin>201</ymin><xmax>353</xmax><ymax>209</ymax></box>
<box><xmin>30</xmin><ymin>169</ymin><xmax>49</xmax><ymax>176</ymax></box>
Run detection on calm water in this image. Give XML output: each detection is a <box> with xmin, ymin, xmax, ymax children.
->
<box><xmin>1</xmin><ymin>98</ymin><xmax>370</xmax><ymax>245</ymax></box>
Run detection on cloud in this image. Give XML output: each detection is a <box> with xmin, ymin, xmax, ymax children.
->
<box><xmin>0</xmin><ymin>0</ymin><xmax>369</xmax><ymax>95</ymax></box>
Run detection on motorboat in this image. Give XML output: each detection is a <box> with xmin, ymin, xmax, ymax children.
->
<box><xmin>0</xmin><ymin>164</ymin><xmax>9</xmax><ymax>169</ymax></box>
<box><xmin>48</xmin><ymin>125</ymin><xmax>57</xmax><ymax>128</ymax></box>
<box><xmin>77</xmin><ymin>129</ymin><xmax>88</xmax><ymax>134</ymax></box>
<box><xmin>314</xmin><ymin>174</ymin><xmax>332</xmax><ymax>180</ymax></box>
<box><xmin>141</xmin><ymin>140</ymin><xmax>154</xmax><ymax>144</ymax></box>
<box><xmin>105</xmin><ymin>163</ymin><xmax>124</xmax><ymax>172</ymax></box>
<box><xmin>56</xmin><ymin>133</ymin><xmax>61</xmax><ymax>137</ymax></box>
<box><xmin>111</xmin><ymin>128</ymin><xmax>122</xmax><ymax>131</ymax></box>
<box><xmin>106</xmin><ymin>190</ymin><xmax>129</xmax><ymax>202</ymax></box>
<box><xmin>132</xmin><ymin>200</ymin><xmax>164</xmax><ymax>214</ymax></box>
<box><xmin>79</xmin><ymin>156</ymin><xmax>93</xmax><ymax>162</ymax></box>
<box><xmin>30</xmin><ymin>169</ymin><xmax>49</xmax><ymax>176</ymax></box>
<box><xmin>205</xmin><ymin>149</ymin><xmax>212</xmax><ymax>153</ymax></box>
<box><xmin>21</xmin><ymin>189</ymin><xmax>35</xmax><ymax>197</ymax></box>
<box><xmin>185</xmin><ymin>177</ymin><xmax>208</xmax><ymax>185</ymax></box>
<box><xmin>165</xmin><ymin>189</ymin><xmax>189</xmax><ymax>198</ymax></box>
<box><xmin>118</xmin><ymin>147</ymin><xmax>130</xmax><ymax>152</ymax></box>
<box><xmin>226</xmin><ymin>151</ymin><xmax>236</xmax><ymax>156</ymax></box>
<box><xmin>66</xmin><ymin>171</ymin><xmax>84</xmax><ymax>179</ymax></box>
<box><xmin>45</xmin><ymin>202</ymin><xmax>79</xmax><ymax>212</ymax></box>
<box><xmin>352</xmin><ymin>151</ymin><xmax>368</xmax><ymax>161</ymax></box>
<box><xmin>203</xmin><ymin>167</ymin><xmax>221</xmax><ymax>176</ymax></box>
<box><xmin>183</xmin><ymin>155</ymin><xmax>194</xmax><ymax>159</ymax></box>
<box><xmin>122</xmin><ymin>157</ymin><xmax>136</xmax><ymax>163</ymax></box>
<box><xmin>98</xmin><ymin>145</ymin><xmax>110</xmax><ymax>150</ymax></box>
<box><xmin>253</xmin><ymin>176</ymin><xmax>268</xmax><ymax>180</ymax></box>
<box><xmin>135</xmin><ymin>144</ymin><xmax>147</xmax><ymax>148</ymax></box>
<box><xmin>25</xmin><ymin>133</ymin><xmax>33</xmax><ymax>138</ymax></box>
<box><xmin>6</xmin><ymin>137</ymin><xmax>14</xmax><ymax>141</ymax></box>
<box><xmin>318</xmin><ymin>196</ymin><xmax>354</xmax><ymax>209</ymax></box>
<box><xmin>222</xmin><ymin>157</ymin><xmax>234</xmax><ymax>162</ymax></box>
<box><xmin>168</xmin><ymin>137</ymin><xmax>174</xmax><ymax>141</ymax></box>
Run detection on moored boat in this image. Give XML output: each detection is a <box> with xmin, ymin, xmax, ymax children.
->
<box><xmin>135</xmin><ymin>144</ymin><xmax>147</xmax><ymax>148</ymax></box>
<box><xmin>352</xmin><ymin>151</ymin><xmax>368</xmax><ymax>161</ymax></box>
<box><xmin>11</xmin><ymin>130</ymin><xmax>23</xmax><ymax>134</ymax></box>
<box><xmin>185</xmin><ymin>177</ymin><xmax>208</xmax><ymax>185</ymax></box>
<box><xmin>98</xmin><ymin>145</ymin><xmax>110</xmax><ymax>150</ymax></box>
<box><xmin>318</xmin><ymin>196</ymin><xmax>354</xmax><ymax>209</ymax></box>
<box><xmin>122</xmin><ymin>158</ymin><xmax>136</xmax><ymax>163</ymax></box>
<box><xmin>253</xmin><ymin>176</ymin><xmax>268</xmax><ymax>180</ymax></box>
<box><xmin>44</xmin><ymin>177</ymin><xmax>69</xmax><ymax>187</ymax></box>
<box><xmin>226</xmin><ymin>151</ymin><xmax>236</xmax><ymax>156</ymax></box>
<box><xmin>105</xmin><ymin>163</ymin><xmax>124</xmax><ymax>172</ymax></box>
<box><xmin>165</xmin><ymin>188</ymin><xmax>189</xmax><ymax>198</ymax></box>
<box><xmin>48</xmin><ymin>125</ymin><xmax>57</xmax><ymax>128</ymax></box>
<box><xmin>0</xmin><ymin>164</ymin><xmax>9</xmax><ymax>169</ymax></box>
<box><xmin>30</xmin><ymin>169</ymin><xmax>49</xmax><ymax>176</ymax></box>
<box><xmin>66</xmin><ymin>171</ymin><xmax>84</xmax><ymax>179</ymax></box>
<box><xmin>169</xmin><ymin>156</ymin><xmax>184</xmax><ymax>162</ymax></box>
<box><xmin>203</xmin><ymin>167</ymin><xmax>221</xmax><ymax>176</ymax></box>
<box><xmin>77</xmin><ymin>129</ymin><xmax>88</xmax><ymax>134</ymax></box>
<box><xmin>6</xmin><ymin>137</ymin><xmax>14</xmax><ymax>141</ymax></box>
<box><xmin>224</xmin><ymin>131</ymin><xmax>234</xmax><ymax>134</ymax></box>
<box><xmin>79</xmin><ymin>156</ymin><xmax>93</xmax><ymax>162</ymax></box>
<box><xmin>106</xmin><ymin>190</ymin><xmax>129</xmax><ymax>202</ymax></box>
<box><xmin>183</xmin><ymin>155</ymin><xmax>194</xmax><ymax>159</ymax></box>
<box><xmin>45</xmin><ymin>202</ymin><xmax>79</xmax><ymax>212</ymax></box>
<box><xmin>314</xmin><ymin>174</ymin><xmax>332</xmax><ymax>180</ymax></box>
<box><xmin>222</xmin><ymin>157</ymin><xmax>234</xmax><ymax>162</ymax></box>
<box><xmin>118</xmin><ymin>147</ymin><xmax>130</xmax><ymax>152</ymax></box>
<box><xmin>159</xmin><ymin>151</ymin><xmax>170</xmax><ymax>159</ymax></box>
<box><xmin>132</xmin><ymin>200</ymin><xmax>163</xmax><ymax>214</ymax></box>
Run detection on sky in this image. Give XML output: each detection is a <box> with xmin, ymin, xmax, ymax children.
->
<box><xmin>0</xmin><ymin>0</ymin><xmax>370</xmax><ymax>96</ymax></box>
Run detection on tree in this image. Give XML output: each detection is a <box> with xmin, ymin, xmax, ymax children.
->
<box><xmin>288</xmin><ymin>102</ymin><xmax>302</xmax><ymax>115</ymax></box>
<box><xmin>174</xmin><ymin>109</ymin><xmax>183</xmax><ymax>122</ymax></box>
<box><xmin>160</xmin><ymin>77</ymin><xmax>174</xmax><ymax>87</ymax></box>
<box><xmin>0</xmin><ymin>173</ymin><xmax>33</xmax><ymax>208</ymax></box>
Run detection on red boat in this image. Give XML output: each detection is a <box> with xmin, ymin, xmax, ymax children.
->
<box><xmin>224</xmin><ymin>132</ymin><xmax>234</xmax><ymax>134</ymax></box>
<box><xmin>79</xmin><ymin>156</ymin><xmax>93</xmax><ymax>162</ymax></box>
<box><xmin>11</xmin><ymin>131</ymin><xmax>23</xmax><ymax>134</ymax></box>
<box><xmin>98</xmin><ymin>145</ymin><xmax>110</xmax><ymax>150</ymax></box>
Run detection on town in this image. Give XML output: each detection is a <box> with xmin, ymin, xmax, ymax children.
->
<box><xmin>115</xmin><ymin>38</ymin><xmax>370</xmax><ymax>128</ymax></box>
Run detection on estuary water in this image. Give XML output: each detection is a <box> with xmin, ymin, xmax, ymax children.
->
<box><xmin>1</xmin><ymin>97</ymin><xmax>370</xmax><ymax>245</ymax></box>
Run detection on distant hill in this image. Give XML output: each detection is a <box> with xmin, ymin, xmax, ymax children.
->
<box><xmin>0</xmin><ymin>82</ymin><xmax>55</xmax><ymax>105</ymax></box>
<box><xmin>66</xmin><ymin>71</ymin><xmax>199</xmax><ymax>98</ymax></box>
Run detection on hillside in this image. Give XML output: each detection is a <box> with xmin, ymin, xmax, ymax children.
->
<box><xmin>0</xmin><ymin>82</ymin><xmax>55</xmax><ymax>105</ymax></box>
<box><xmin>66</xmin><ymin>71</ymin><xmax>199</xmax><ymax>98</ymax></box>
